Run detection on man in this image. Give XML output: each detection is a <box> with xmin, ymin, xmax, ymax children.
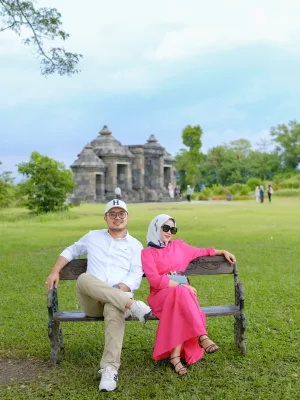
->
<box><xmin>114</xmin><ymin>186</ymin><xmax>121</xmax><ymax>199</ymax></box>
<box><xmin>186</xmin><ymin>185</ymin><xmax>192</xmax><ymax>202</ymax></box>
<box><xmin>45</xmin><ymin>199</ymin><xmax>151</xmax><ymax>392</ymax></box>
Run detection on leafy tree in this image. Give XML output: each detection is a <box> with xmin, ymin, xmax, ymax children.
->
<box><xmin>271</xmin><ymin>120</ymin><xmax>300</xmax><ymax>170</ymax></box>
<box><xmin>175</xmin><ymin>125</ymin><xmax>203</xmax><ymax>187</ymax></box>
<box><xmin>203</xmin><ymin>143</ymin><xmax>248</xmax><ymax>186</ymax></box>
<box><xmin>202</xmin><ymin>139</ymin><xmax>281</xmax><ymax>186</ymax></box>
<box><xmin>18</xmin><ymin>152</ymin><xmax>74</xmax><ymax>213</ymax></box>
<box><xmin>246</xmin><ymin>177</ymin><xmax>262</xmax><ymax>191</ymax></box>
<box><xmin>247</xmin><ymin>150</ymin><xmax>281</xmax><ymax>181</ymax></box>
<box><xmin>0</xmin><ymin>161</ymin><xmax>15</xmax><ymax>208</ymax></box>
<box><xmin>0</xmin><ymin>0</ymin><xmax>82</xmax><ymax>75</ymax></box>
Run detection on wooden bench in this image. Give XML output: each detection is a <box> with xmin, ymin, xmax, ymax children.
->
<box><xmin>47</xmin><ymin>255</ymin><xmax>246</xmax><ymax>364</ymax></box>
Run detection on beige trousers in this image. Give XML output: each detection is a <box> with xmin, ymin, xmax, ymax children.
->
<box><xmin>76</xmin><ymin>273</ymin><xmax>131</xmax><ymax>371</ymax></box>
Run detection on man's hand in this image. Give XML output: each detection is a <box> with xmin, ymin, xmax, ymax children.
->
<box><xmin>45</xmin><ymin>256</ymin><xmax>69</xmax><ymax>291</ymax></box>
<box><xmin>45</xmin><ymin>272</ymin><xmax>60</xmax><ymax>291</ymax></box>
<box><xmin>118</xmin><ymin>283</ymin><xmax>131</xmax><ymax>292</ymax></box>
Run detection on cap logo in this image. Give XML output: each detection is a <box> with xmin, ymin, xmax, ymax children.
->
<box><xmin>113</xmin><ymin>200</ymin><xmax>119</xmax><ymax>206</ymax></box>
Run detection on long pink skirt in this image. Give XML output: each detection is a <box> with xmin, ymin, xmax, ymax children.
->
<box><xmin>148</xmin><ymin>285</ymin><xmax>207</xmax><ymax>365</ymax></box>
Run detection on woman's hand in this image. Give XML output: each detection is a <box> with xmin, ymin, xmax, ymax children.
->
<box><xmin>222</xmin><ymin>250</ymin><xmax>236</xmax><ymax>264</ymax></box>
<box><xmin>182</xmin><ymin>285</ymin><xmax>197</xmax><ymax>295</ymax></box>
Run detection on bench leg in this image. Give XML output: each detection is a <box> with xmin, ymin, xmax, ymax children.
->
<box><xmin>48</xmin><ymin>320</ymin><xmax>63</xmax><ymax>364</ymax></box>
<box><xmin>234</xmin><ymin>314</ymin><xmax>246</xmax><ymax>355</ymax></box>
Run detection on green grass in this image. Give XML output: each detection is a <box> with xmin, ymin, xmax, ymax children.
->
<box><xmin>0</xmin><ymin>199</ymin><xmax>300</xmax><ymax>399</ymax></box>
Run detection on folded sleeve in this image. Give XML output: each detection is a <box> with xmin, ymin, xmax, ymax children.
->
<box><xmin>141</xmin><ymin>249</ymin><xmax>170</xmax><ymax>289</ymax></box>
<box><xmin>60</xmin><ymin>232</ymin><xmax>90</xmax><ymax>261</ymax></box>
<box><xmin>120</xmin><ymin>242</ymin><xmax>144</xmax><ymax>292</ymax></box>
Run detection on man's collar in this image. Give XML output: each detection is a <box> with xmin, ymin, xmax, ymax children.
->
<box><xmin>106</xmin><ymin>229</ymin><xmax>128</xmax><ymax>240</ymax></box>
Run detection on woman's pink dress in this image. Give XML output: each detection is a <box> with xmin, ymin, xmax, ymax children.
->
<box><xmin>141</xmin><ymin>239</ymin><xmax>216</xmax><ymax>365</ymax></box>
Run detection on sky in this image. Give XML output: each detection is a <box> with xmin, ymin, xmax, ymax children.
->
<box><xmin>1</xmin><ymin>0</ymin><xmax>300</xmax><ymax>180</ymax></box>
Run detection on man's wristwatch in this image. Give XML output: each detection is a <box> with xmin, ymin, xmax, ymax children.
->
<box><xmin>113</xmin><ymin>284</ymin><xmax>121</xmax><ymax>290</ymax></box>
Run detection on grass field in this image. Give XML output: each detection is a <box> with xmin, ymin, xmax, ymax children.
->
<box><xmin>0</xmin><ymin>199</ymin><xmax>299</xmax><ymax>399</ymax></box>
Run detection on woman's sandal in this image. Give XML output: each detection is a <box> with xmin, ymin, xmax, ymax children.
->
<box><xmin>170</xmin><ymin>356</ymin><xmax>188</xmax><ymax>376</ymax></box>
<box><xmin>198</xmin><ymin>335</ymin><xmax>219</xmax><ymax>354</ymax></box>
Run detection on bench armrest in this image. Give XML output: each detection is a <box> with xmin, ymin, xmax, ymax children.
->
<box><xmin>47</xmin><ymin>286</ymin><xmax>58</xmax><ymax>313</ymax></box>
<box><xmin>235</xmin><ymin>281</ymin><xmax>245</xmax><ymax>312</ymax></box>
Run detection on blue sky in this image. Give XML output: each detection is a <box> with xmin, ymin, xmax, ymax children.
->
<box><xmin>1</xmin><ymin>0</ymin><xmax>300</xmax><ymax>180</ymax></box>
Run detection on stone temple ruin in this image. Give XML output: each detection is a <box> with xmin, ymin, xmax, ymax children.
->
<box><xmin>70</xmin><ymin>125</ymin><xmax>177</xmax><ymax>203</ymax></box>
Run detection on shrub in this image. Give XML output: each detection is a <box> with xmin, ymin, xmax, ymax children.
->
<box><xmin>201</xmin><ymin>187</ymin><xmax>212</xmax><ymax>198</ymax></box>
<box><xmin>211</xmin><ymin>185</ymin><xmax>225</xmax><ymax>195</ymax></box>
<box><xmin>246</xmin><ymin>177</ymin><xmax>261</xmax><ymax>191</ymax></box>
<box><xmin>273</xmin><ymin>172</ymin><xmax>295</xmax><ymax>183</ymax></box>
<box><xmin>240</xmin><ymin>185</ymin><xmax>250</xmax><ymax>195</ymax></box>
<box><xmin>273</xmin><ymin>189</ymin><xmax>299</xmax><ymax>197</ymax></box>
<box><xmin>190</xmin><ymin>193</ymin><xmax>198</xmax><ymax>200</ymax></box>
<box><xmin>233</xmin><ymin>195</ymin><xmax>252</xmax><ymax>201</ymax></box>
<box><xmin>278</xmin><ymin>182</ymin><xmax>299</xmax><ymax>189</ymax></box>
<box><xmin>228</xmin><ymin>183</ymin><xmax>242</xmax><ymax>195</ymax></box>
<box><xmin>211</xmin><ymin>195</ymin><xmax>226</xmax><ymax>200</ymax></box>
<box><xmin>198</xmin><ymin>193</ymin><xmax>208</xmax><ymax>201</ymax></box>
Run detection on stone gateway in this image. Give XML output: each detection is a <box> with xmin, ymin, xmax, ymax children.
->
<box><xmin>70</xmin><ymin>125</ymin><xmax>177</xmax><ymax>203</ymax></box>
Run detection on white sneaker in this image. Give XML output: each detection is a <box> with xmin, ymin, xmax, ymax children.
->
<box><xmin>99</xmin><ymin>366</ymin><xmax>118</xmax><ymax>392</ymax></box>
<box><xmin>130</xmin><ymin>300</ymin><xmax>152</xmax><ymax>322</ymax></box>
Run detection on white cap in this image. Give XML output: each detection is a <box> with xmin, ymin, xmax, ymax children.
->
<box><xmin>105</xmin><ymin>199</ymin><xmax>128</xmax><ymax>214</ymax></box>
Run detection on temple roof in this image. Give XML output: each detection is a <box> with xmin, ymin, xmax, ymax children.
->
<box><xmin>91</xmin><ymin>125</ymin><xmax>134</xmax><ymax>158</ymax></box>
<box><xmin>70</xmin><ymin>143</ymin><xmax>105</xmax><ymax>168</ymax></box>
<box><xmin>99</xmin><ymin>125</ymin><xmax>112</xmax><ymax>135</ymax></box>
<box><xmin>143</xmin><ymin>134</ymin><xmax>165</xmax><ymax>150</ymax></box>
<box><xmin>164</xmin><ymin>149</ymin><xmax>175</xmax><ymax>162</ymax></box>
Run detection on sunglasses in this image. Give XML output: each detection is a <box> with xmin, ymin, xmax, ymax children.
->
<box><xmin>161</xmin><ymin>224</ymin><xmax>178</xmax><ymax>235</ymax></box>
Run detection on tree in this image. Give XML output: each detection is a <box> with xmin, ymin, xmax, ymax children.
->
<box><xmin>175</xmin><ymin>125</ymin><xmax>203</xmax><ymax>187</ymax></box>
<box><xmin>18</xmin><ymin>152</ymin><xmax>74</xmax><ymax>213</ymax></box>
<box><xmin>247</xmin><ymin>150</ymin><xmax>281</xmax><ymax>181</ymax></box>
<box><xmin>0</xmin><ymin>161</ymin><xmax>16</xmax><ymax>208</ymax></box>
<box><xmin>174</xmin><ymin>148</ymin><xmax>189</xmax><ymax>188</ymax></box>
<box><xmin>202</xmin><ymin>141</ymin><xmax>250</xmax><ymax>186</ymax></box>
<box><xmin>271</xmin><ymin>120</ymin><xmax>300</xmax><ymax>170</ymax></box>
<box><xmin>0</xmin><ymin>0</ymin><xmax>82</xmax><ymax>76</ymax></box>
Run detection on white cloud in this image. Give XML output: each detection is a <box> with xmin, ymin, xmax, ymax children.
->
<box><xmin>150</xmin><ymin>2</ymin><xmax>300</xmax><ymax>61</ymax></box>
<box><xmin>1</xmin><ymin>0</ymin><xmax>300</xmax><ymax>99</ymax></box>
<box><xmin>39</xmin><ymin>0</ymin><xmax>300</xmax><ymax>64</ymax></box>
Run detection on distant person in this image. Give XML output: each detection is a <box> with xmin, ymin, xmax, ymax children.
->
<box><xmin>187</xmin><ymin>185</ymin><xmax>192</xmax><ymax>202</ymax></box>
<box><xmin>168</xmin><ymin>183</ymin><xmax>174</xmax><ymax>199</ymax></box>
<box><xmin>267</xmin><ymin>184</ymin><xmax>273</xmax><ymax>203</ymax></box>
<box><xmin>45</xmin><ymin>199</ymin><xmax>151</xmax><ymax>392</ymax></box>
<box><xmin>259</xmin><ymin>185</ymin><xmax>265</xmax><ymax>203</ymax></box>
<box><xmin>175</xmin><ymin>185</ymin><xmax>181</xmax><ymax>200</ymax></box>
<box><xmin>255</xmin><ymin>186</ymin><xmax>260</xmax><ymax>203</ymax></box>
<box><xmin>114</xmin><ymin>186</ymin><xmax>121</xmax><ymax>199</ymax></box>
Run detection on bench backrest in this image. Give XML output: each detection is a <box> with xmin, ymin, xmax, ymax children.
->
<box><xmin>59</xmin><ymin>255</ymin><xmax>236</xmax><ymax>280</ymax></box>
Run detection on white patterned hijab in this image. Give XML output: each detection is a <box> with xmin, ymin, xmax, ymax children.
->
<box><xmin>146</xmin><ymin>214</ymin><xmax>176</xmax><ymax>248</ymax></box>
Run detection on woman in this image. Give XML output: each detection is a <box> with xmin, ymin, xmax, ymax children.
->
<box><xmin>267</xmin><ymin>184</ymin><xmax>273</xmax><ymax>203</ymax></box>
<box><xmin>141</xmin><ymin>214</ymin><xmax>236</xmax><ymax>376</ymax></box>
<box><xmin>255</xmin><ymin>186</ymin><xmax>260</xmax><ymax>203</ymax></box>
<box><xmin>259</xmin><ymin>185</ymin><xmax>265</xmax><ymax>203</ymax></box>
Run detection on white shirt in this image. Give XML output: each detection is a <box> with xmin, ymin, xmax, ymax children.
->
<box><xmin>60</xmin><ymin>229</ymin><xmax>144</xmax><ymax>297</ymax></box>
<box><xmin>114</xmin><ymin>187</ymin><xmax>121</xmax><ymax>195</ymax></box>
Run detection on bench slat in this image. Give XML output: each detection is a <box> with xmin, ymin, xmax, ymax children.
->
<box><xmin>186</xmin><ymin>256</ymin><xmax>233</xmax><ymax>275</ymax></box>
<box><xmin>59</xmin><ymin>255</ymin><xmax>234</xmax><ymax>280</ymax></box>
<box><xmin>54</xmin><ymin>305</ymin><xmax>240</xmax><ymax>322</ymax></box>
